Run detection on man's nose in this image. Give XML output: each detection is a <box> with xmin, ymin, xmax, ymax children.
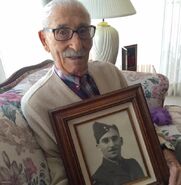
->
<box><xmin>69</xmin><ymin>32</ymin><xmax>83</xmax><ymax>51</ymax></box>
<box><xmin>108</xmin><ymin>139</ymin><xmax>115</xmax><ymax>146</ymax></box>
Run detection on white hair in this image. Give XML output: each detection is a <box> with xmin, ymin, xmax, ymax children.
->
<box><xmin>41</xmin><ymin>0</ymin><xmax>91</xmax><ymax>28</ymax></box>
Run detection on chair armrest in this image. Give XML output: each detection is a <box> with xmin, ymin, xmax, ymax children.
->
<box><xmin>0</xmin><ymin>59</ymin><xmax>53</xmax><ymax>91</ymax></box>
<box><xmin>121</xmin><ymin>70</ymin><xmax>169</xmax><ymax>109</ymax></box>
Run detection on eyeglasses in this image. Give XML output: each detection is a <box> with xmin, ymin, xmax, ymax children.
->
<box><xmin>43</xmin><ymin>25</ymin><xmax>96</xmax><ymax>41</ymax></box>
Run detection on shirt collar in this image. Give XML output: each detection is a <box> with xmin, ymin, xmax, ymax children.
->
<box><xmin>54</xmin><ymin>65</ymin><xmax>88</xmax><ymax>86</ymax></box>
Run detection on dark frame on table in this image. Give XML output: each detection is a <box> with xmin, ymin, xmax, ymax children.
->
<box><xmin>122</xmin><ymin>44</ymin><xmax>137</xmax><ymax>71</ymax></box>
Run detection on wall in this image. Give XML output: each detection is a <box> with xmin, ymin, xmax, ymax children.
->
<box><xmin>92</xmin><ymin>0</ymin><xmax>165</xmax><ymax>71</ymax></box>
<box><xmin>0</xmin><ymin>0</ymin><xmax>50</xmax><ymax>78</ymax></box>
<box><xmin>0</xmin><ymin>0</ymin><xmax>164</xmax><ymax>78</ymax></box>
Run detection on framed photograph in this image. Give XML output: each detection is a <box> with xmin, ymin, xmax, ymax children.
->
<box><xmin>121</xmin><ymin>46</ymin><xmax>127</xmax><ymax>70</ymax></box>
<box><xmin>122</xmin><ymin>44</ymin><xmax>137</xmax><ymax>71</ymax></box>
<box><xmin>49</xmin><ymin>84</ymin><xmax>169</xmax><ymax>185</ymax></box>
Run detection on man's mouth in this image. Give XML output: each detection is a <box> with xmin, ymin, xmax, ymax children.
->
<box><xmin>108</xmin><ymin>148</ymin><xmax>118</xmax><ymax>153</ymax></box>
<box><xmin>68</xmin><ymin>56</ymin><xmax>84</xmax><ymax>60</ymax></box>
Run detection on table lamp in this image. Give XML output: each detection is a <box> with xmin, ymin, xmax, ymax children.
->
<box><xmin>78</xmin><ymin>0</ymin><xmax>136</xmax><ymax>64</ymax></box>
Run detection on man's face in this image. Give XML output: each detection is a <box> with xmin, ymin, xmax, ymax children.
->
<box><xmin>97</xmin><ymin>128</ymin><xmax>123</xmax><ymax>161</ymax></box>
<box><xmin>39</xmin><ymin>5</ymin><xmax>92</xmax><ymax>76</ymax></box>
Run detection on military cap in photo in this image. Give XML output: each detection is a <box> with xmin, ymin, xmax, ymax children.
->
<box><xmin>93</xmin><ymin>122</ymin><xmax>119</xmax><ymax>144</ymax></box>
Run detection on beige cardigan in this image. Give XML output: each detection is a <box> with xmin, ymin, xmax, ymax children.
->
<box><xmin>21</xmin><ymin>61</ymin><xmax>127</xmax><ymax>185</ymax></box>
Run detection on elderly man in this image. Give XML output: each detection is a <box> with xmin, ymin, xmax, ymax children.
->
<box><xmin>21</xmin><ymin>0</ymin><xmax>181</xmax><ymax>184</ymax></box>
<box><xmin>92</xmin><ymin>122</ymin><xmax>144</xmax><ymax>185</ymax></box>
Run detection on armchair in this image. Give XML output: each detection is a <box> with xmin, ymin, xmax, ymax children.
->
<box><xmin>0</xmin><ymin>60</ymin><xmax>180</xmax><ymax>184</ymax></box>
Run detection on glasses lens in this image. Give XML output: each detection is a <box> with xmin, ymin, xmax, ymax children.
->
<box><xmin>53</xmin><ymin>26</ymin><xmax>95</xmax><ymax>41</ymax></box>
<box><xmin>78</xmin><ymin>26</ymin><xmax>95</xmax><ymax>40</ymax></box>
<box><xmin>54</xmin><ymin>28</ymin><xmax>72</xmax><ymax>41</ymax></box>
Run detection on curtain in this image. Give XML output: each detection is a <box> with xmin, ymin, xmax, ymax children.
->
<box><xmin>160</xmin><ymin>0</ymin><xmax>181</xmax><ymax>96</ymax></box>
<box><xmin>0</xmin><ymin>58</ymin><xmax>6</xmax><ymax>83</ymax></box>
<box><xmin>42</xmin><ymin>0</ymin><xmax>51</xmax><ymax>6</ymax></box>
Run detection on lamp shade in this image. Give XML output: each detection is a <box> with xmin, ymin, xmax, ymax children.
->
<box><xmin>78</xmin><ymin>0</ymin><xmax>136</xmax><ymax>19</ymax></box>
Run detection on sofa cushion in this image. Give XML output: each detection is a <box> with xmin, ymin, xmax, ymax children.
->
<box><xmin>155</xmin><ymin>123</ymin><xmax>181</xmax><ymax>163</ymax></box>
<box><xmin>0</xmin><ymin>104</ymin><xmax>51</xmax><ymax>185</ymax></box>
<box><xmin>0</xmin><ymin>61</ymin><xmax>53</xmax><ymax>184</ymax></box>
<box><xmin>155</xmin><ymin>105</ymin><xmax>181</xmax><ymax>163</ymax></box>
<box><xmin>164</xmin><ymin>105</ymin><xmax>181</xmax><ymax>133</ymax></box>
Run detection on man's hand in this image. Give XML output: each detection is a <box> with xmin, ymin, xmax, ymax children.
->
<box><xmin>163</xmin><ymin>149</ymin><xmax>181</xmax><ymax>185</ymax></box>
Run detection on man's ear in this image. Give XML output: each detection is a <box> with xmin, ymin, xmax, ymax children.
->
<box><xmin>120</xmin><ymin>137</ymin><xmax>123</xmax><ymax>146</ymax></box>
<box><xmin>38</xmin><ymin>30</ymin><xmax>50</xmax><ymax>52</ymax></box>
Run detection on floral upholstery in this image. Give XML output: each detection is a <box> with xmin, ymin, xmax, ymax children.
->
<box><xmin>122</xmin><ymin>71</ymin><xmax>169</xmax><ymax>109</ymax></box>
<box><xmin>161</xmin><ymin>105</ymin><xmax>181</xmax><ymax>151</ymax></box>
<box><xmin>0</xmin><ymin>62</ymin><xmax>52</xmax><ymax>185</ymax></box>
<box><xmin>121</xmin><ymin>71</ymin><xmax>181</xmax><ymax>154</ymax></box>
<box><xmin>0</xmin><ymin>61</ymin><xmax>172</xmax><ymax>184</ymax></box>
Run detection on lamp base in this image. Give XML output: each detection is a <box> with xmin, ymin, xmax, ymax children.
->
<box><xmin>91</xmin><ymin>22</ymin><xmax>119</xmax><ymax>64</ymax></box>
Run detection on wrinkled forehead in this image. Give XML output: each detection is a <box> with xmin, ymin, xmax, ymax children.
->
<box><xmin>48</xmin><ymin>4</ymin><xmax>90</xmax><ymax>28</ymax></box>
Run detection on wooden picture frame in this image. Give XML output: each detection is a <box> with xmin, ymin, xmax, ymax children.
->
<box><xmin>49</xmin><ymin>84</ymin><xmax>169</xmax><ymax>185</ymax></box>
<box><xmin>122</xmin><ymin>44</ymin><xmax>137</xmax><ymax>71</ymax></box>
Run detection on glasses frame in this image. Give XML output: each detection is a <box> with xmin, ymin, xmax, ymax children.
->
<box><xmin>43</xmin><ymin>25</ymin><xmax>96</xmax><ymax>41</ymax></box>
